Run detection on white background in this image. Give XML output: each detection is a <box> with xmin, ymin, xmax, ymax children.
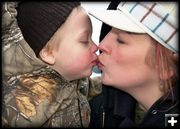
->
<box><xmin>81</xmin><ymin>2</ymin><xmax>110</xmax><ymax>46</ymax></box>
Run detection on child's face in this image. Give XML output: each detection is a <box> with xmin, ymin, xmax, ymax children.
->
<box><xmin>46</xmin><ymin>6</ymin><xmax>98</xmax><ymax>81</ymax></box>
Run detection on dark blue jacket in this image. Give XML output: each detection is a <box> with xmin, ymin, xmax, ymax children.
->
<box><xmin>89</xmin><ymin>83</ymin><xmax>179</xmax><ymax>128</ymax></box>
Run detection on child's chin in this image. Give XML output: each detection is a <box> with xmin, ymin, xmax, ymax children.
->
<box><xmin>85</xmin><ymin>70</ymin><xmax>92</xmax><ymax>77</ymax></box>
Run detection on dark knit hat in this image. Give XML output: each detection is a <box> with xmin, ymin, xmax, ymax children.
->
<box><xmin>17</xmin><ymin>2</ymin><xmax>80</xmax><ymax>56</ymax></box>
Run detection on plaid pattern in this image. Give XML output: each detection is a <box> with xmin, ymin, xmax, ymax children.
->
<box><xmin>118</xmin><ymin>2</ymin><xmax>178</xmax><ymax>53</ymax></box>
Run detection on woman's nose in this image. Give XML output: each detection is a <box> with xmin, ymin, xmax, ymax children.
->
<box><xmin>99</xmin><ymin>35</ymin><xmax>111</xmax><ymax>54</ymax></box>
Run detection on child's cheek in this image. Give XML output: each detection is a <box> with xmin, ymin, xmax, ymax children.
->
<box><xmin>73</xmin><ymin>54</ymin><xmax>92</xmax><ymax>70</ymax></box>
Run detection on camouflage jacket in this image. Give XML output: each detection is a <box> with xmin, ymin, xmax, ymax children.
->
<box><xmin>2</xmin><ymin>2</ymin><xmax>102</xmax><ymax>127</ymax></box>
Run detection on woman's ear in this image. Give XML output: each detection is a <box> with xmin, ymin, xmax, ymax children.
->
<box><xmin>172</xmin><ymin>52</ymin><xmax>178</xmax><ymax>59</ymax></box>
<box><xmin>39</xmin><ymin>47</ymin><xmax>55</xmax><ymax>65</ymax></box>
<box><xmin>159</xmin><ymin>52</ymin><xmax>177</xmax><ymax>80</ymax></box>
<box><xmin>159</xmin><ymin>70</ymin><xmax>174</xmax><ymax>80</ymax></box>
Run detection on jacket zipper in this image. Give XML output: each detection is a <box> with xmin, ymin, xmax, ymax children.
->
<box><xmin>102</xmin><ymin>111</ymin><xmax>105</xmax><ymax>128</ymax></box>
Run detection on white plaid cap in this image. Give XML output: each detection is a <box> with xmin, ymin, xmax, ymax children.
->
<box><xmin>89</xmin><ymin>2</ymin><xmax>178</xmax><ymax>53</ymax></box>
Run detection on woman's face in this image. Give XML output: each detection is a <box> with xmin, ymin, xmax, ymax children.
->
<box><xmin>98</xmin><ymin>28</ymin><xmax>159</xmax><ymax>91</ymax></box>
<box><xmin>48</xmin><ymin>6</ymin><xmax>98</xmax><ymax>81</ymax></box>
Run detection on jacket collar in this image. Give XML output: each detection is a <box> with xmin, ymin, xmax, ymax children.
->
<box><xmin>103</xmin><ymin>86</ymin><xmax>136</xmax><ymax>118</ymax></box>
<box><xmin>148</xmin><ymin>84</ymin><xmax>179</xmax><ymax>113</ymax></box>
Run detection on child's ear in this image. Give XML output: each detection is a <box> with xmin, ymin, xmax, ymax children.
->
<box><xmin>39</xmin><ymin>47</ymin><xmax>55</xmax><ymax>65</ymax></box>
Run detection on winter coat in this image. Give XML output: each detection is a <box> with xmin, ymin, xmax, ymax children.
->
<box><xmin>2</xmin><ymin>2</ymin><xmax>102</xmax><ymax>127</ymax></box>
<box><xmin>90</xmin><ymin>84</ymin><xmax>179</xmax><ymax>128</ymax></box>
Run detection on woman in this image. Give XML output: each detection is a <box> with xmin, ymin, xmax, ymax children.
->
<box><xmin>89</xmin><ymin>2</ymin><xmax>178</xmax><ymax>127</ymax></box>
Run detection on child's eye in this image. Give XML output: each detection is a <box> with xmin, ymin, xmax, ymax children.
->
<box><xmin>80</xmin><ymin>36</ymin><xmax>89</xmax><ymax>44</ymax></box>
<box><xmin>81</xmin><ymin>40</ymin><xmax>88</xmax><ymax>44</ymax></box>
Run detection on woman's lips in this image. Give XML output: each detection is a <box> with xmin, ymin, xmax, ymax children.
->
<box><xmin>97</xmin><ymin>60</ymin><xmax>104</xmax><ymax>68</ymax></box>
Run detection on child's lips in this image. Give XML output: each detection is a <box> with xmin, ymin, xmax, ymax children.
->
<box><xmin>91</xmin><ymin>59</ymin><xmax>98</xmax><ymax>65</ymax></box>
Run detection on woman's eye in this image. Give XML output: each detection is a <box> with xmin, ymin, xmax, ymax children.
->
<box><xmin>117</xmin><ymin>38</ymin><xmax>125</xmax><ymax>44</ymax></box>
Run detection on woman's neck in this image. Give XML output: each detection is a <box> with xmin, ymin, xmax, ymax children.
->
<box><xmin>125</xmin><ymin>83</ymin><xmax>164</xmax><ymax>111</ymax></box>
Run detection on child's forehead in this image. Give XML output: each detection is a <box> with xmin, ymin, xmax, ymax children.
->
<box><xmin>68</xmin><ymin>6</ymin><xmax>87</xmax><ymax>20</ymax></box>
<box><xmin>65</xmin><ymin>7</ymin><xmax>91</xmax><ymax>30</ymax></box>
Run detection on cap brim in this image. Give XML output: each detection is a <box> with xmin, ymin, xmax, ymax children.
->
<box><xmin>89</xmin><ymin>10</ymin><xmax>145</xmax><ymax>33</ymax></box>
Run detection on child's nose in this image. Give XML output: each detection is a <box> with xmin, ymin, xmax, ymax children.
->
<box><xmin>92</xmin><ymin>43</ymin><xmax>99</xmax><ymax>53</ymax></box>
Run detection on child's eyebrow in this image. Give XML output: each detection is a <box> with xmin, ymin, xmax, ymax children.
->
<box><xmin>79</xmin><ymin>29</ymin><xmax>91</xmax><ymax>36</ymax></box>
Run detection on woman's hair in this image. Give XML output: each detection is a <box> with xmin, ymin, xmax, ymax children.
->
<box><xmin>145</xmin><ymin>37</ymin><xmax>178</xmax><ymax>94</ymax></box>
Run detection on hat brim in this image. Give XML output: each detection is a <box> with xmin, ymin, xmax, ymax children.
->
<box><xmin>89</xmin><ymin>10</ymin><xmax>145</xmax><ymax>33</ymax></box>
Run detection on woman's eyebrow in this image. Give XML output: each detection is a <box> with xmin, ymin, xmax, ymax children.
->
<box><xmin>117</xmin><ymin>31</ymin><xmax>127</xmax><ymax>39</ymax></box>
<box><xmin>119</xmin><ymin>30</ymin><xmax>141</xmax><ymax>38</ymax></box>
